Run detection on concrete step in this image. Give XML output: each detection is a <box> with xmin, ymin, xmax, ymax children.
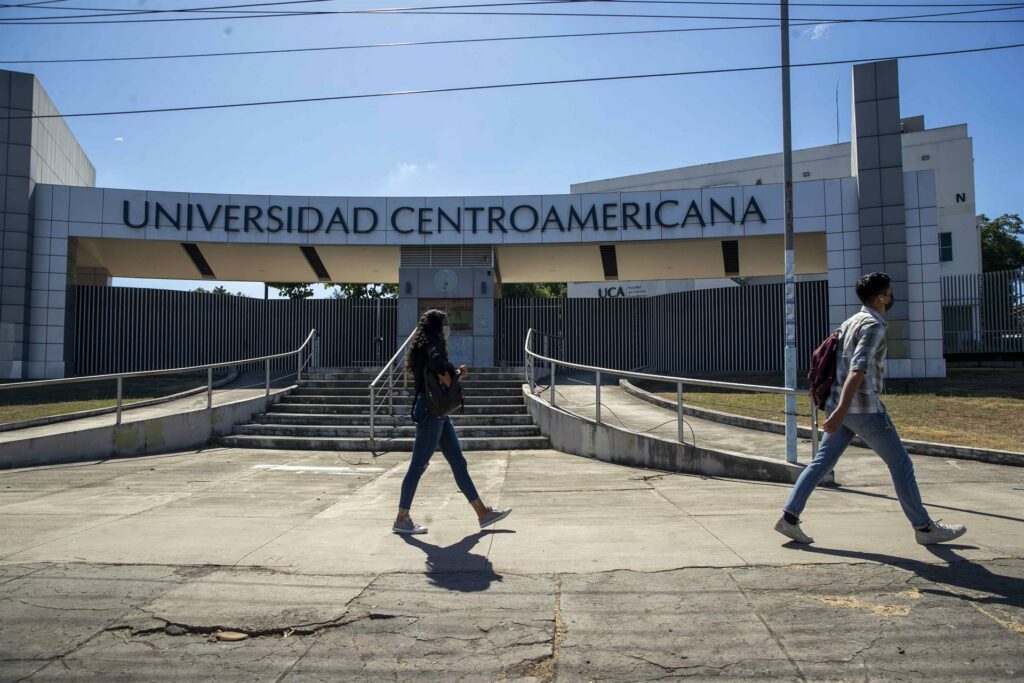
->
<box><xmin>291</xmin><ymin>386</ymin><xmax>525</xmax><ymax>397</ymax></box>
<box><xmin>214</xmin><ymin>435</ymin><xmax>550</xmax><ymax>451</ymax></box>
<box><xmin>253</xmin><ymin>413</ymin><xmax>537</xmax><ymax>427</ymax></box>
<box><xmin>269</xmin><ymin>403</ymin><xmax>528</xmax><ymax>415</ymax></box>
<box><xmin>298</xmin><ymin>381</ymin><xmax>526</xmax><ymax>391</ymax></box>
<box><xmin>303</xmin><ymin>370</ymin><xmax>525</xmax><ymax>382</ymax></box>
<box><xmin>234</xmin><ymin>424</ymin><xmax>542</xmax><ymax>438</ymax></box>
<box><xmin>278</xmin><ymin>395</ymin><xmax>524</xmax><ymax>406</ymax></box>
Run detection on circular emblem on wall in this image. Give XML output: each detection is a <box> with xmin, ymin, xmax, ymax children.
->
<box><xmin>434</xmin><ymin>268</ymin><xmax>458</xmax><ymax>294</ymax></box>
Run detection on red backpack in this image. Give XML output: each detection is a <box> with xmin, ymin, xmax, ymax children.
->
<box><xmin>807</xmin><ymin>330</ymin><xmax>841</xmax><ymax>411</ymax></box>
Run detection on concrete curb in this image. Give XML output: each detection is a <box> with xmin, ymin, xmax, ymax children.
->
<box><xmin>0</xmin><ymin>369</ymin><xmax>239</xmax><ymax>434</ymax></box>
<box><xmin>524</xmin><ymin>386</ymin><xmax>826</xmax><ymax>485</ymax></box>
<box><xmin>620</xmin><ymin>378</ymin><xmax>1024</xmax><ymax>468</ymax></box>
<box><xmin>0</xmin><ymin>385</ymin><xmax>290</xmax><ymax>470</ymax></box>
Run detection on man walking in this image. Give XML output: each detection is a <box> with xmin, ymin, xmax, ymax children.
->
<box><xmin>775</xmin><ymin>272</ymin><xmax>966</xmax><ymax>545</ymax></box>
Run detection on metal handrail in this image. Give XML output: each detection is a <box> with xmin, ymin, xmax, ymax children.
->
<box><xmin>523</xmin><ymin>328</ymin><xmax>817</xmax><ymax>463</ymax></box>
<box><xmin>368</xmin><ymin>328</ymin><xmax>417</xmax><ymax>447</ymax></box>
<box><xmin>1</xmin><ymin>328</ymin><xmax>320</xmax><ymax>426</ymax></box>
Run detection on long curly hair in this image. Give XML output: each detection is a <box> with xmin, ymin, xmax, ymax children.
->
<box><xmin>405</xmin><ymin>309</ymin><xmax>448</xmax><ymax>377</ymax></box>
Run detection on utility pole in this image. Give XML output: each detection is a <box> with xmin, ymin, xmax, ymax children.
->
<box><xmin>781</xmin><ymin>0</ymin><xmax>798</xmax><ymax>464</ymax></box>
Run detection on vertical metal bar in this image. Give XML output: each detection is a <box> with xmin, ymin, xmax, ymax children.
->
<box><xmin>265</xmin><ymin>358</ymin><xmax>270</xmax><ymax>397</ymax></box>
<box><xmin>207</xmin><ymin>366</ymin><xmax>213</xmax><ymax>409</ymax></box>
<box><xmin>370</xmin><ymin>386</ymin><xmax>376</xmax><ymax>445</ymax></box>
<box><xmin>810</xmin><ymin>405</ymin><xmax>818</xmax><ymax>461</ymax></box>
<box><xmin>115</xmin><ymin>376</ymin><xmax>123</xmax><ymax>425</ymax></box>
<box><xmin>550</xmin><ymin>360</ymin><xmax>557</xmax><ymax>407</ymax></box>
<box><xmin>676</xmin><ymin>381</ymin><xmax>684</xmax><ymax>443</ymax></box>
<box><xmin>595</xmin><ymin>370</ymin><xmax>601</xmax><ymax>425</ymax></box>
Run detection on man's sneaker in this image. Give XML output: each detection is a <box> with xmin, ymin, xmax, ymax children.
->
<box><xmin>479</xmin><ymin>507</ymin><xmax>512</xmax><ymax>529</ymax></box>
<box><xmin>392</xmin><ymin>519</ymin><xmax>428</xmax><ymax>535</ymax></box>
<box><xmin>915</xmin><ymin>520</ymin><xmax>966</xmax><ymax>545</ymax></box>
<box><xmin>774</xmin><ymin>517</ymin><xmax>814</xmax><ymax>544</ymax></box>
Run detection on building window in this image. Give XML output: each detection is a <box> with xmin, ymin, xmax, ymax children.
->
<box><xmin>939</xmin><ymin>232</ymin><xmax>953</xmax><ymax>262</ymax></box>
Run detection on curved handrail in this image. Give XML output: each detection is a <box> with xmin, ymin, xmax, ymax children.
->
<box><xmin>523</xmin><ymin>328</ymin><xmax>817</xmax><ymax>462</ymax></box>
<box><xmin>368</xmin><ymin>328</ymin><xmax>417</xmax><ymax>446</ymax></box>
<box><xmin>369</xmin><ymin>329</ymin><xmax>417</xmax><ymax>391</ymax></box>
<box><xmin>1</xmin><ymin>328</ymin><xmax>319</xmax><ymax>427</ymax></box>
<box><xmin>0</xmin><ymin>328</ymin><xmax>320</xmax><ymax>390</ymax></box>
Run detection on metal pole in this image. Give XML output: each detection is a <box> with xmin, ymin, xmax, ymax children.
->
<box><xmin>207</xmin><ymin>367</ymin><xmax>212</xmax><ymax>409</ymax></box>
<box><xmin>810</xmin><ymin>405</ymin><xmax>819</xmax><ymax>459</ymax></box>
<box><xmin>265</xmin><ymin>359</ymin><xmax>270</xmax><ymax>397</ymax></box>
<box><xmin>115</xmin><ymin>376</ymin><xmax>123</xmax><ymax>425</ymax></box>
<box><xmin>550</xmin><ymin>360</ymin><xmax>557</xmax><ymax>407</ymax></box>
<box><xmin>781</xmin><ymin>0</ymin><xmax>799</xmax><ymax>464</ymax></box>
<box><xmin>370</xmin><ymin>386</ymin><xmax>376</xmax><ymax>445</ymax></box>
<box><xmin>676</xmin><ymin>381</ymin><xmax>684</xmax><ymax>443</ymax></box>
<box><xmin>595</xmin><ymin>370</ymin><xmax>601</xmax><ymax>424</ymax></box>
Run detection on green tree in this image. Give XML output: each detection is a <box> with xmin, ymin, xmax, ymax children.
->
<box><xmin>979</xmin><ymin>213</ymin><xmax>1024</xmax><ymax>272</ymax></box>
<box><xmin>268</xmin><ymin>283</ymin><xmax>315</xmax><ymax>299</ymax></box>
<box><xmin>500</xmin><ymin>282</ymin><xmax>567</xmax><ymax>298</ymax></box>
<box><xmin>194</xmin><ymin>285</ymin><xmax>245</xmax><ymax>296</ymax></box>
<box><xmin>329</xmin><ymin>283</ymin><xmax>399</xmax><ymax>299</ymax></box>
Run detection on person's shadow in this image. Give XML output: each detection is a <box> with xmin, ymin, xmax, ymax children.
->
<box><xmin>788</xmin><ymin>543</ymin><xmax>1023</xmax><ymax>609</ymax></box>
<box><xmin>400</xmin><ymin>530</ymin><xmax>515</xmax><ymax>593</ymax></box>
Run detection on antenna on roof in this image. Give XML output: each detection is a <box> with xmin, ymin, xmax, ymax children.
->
<box><xmin>835</xmin><ymin>78</ymin><xmax>840</xmax><ymax>144</ymax></box>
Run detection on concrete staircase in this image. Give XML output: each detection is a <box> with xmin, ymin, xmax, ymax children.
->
<box><xmin>216</xmin><ymin>367</ymin><xmax>550</xmax><ymax>451</ymax></box>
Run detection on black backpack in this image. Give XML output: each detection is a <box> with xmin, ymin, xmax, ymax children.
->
<box><xmin>422</xmin><ymin>367</ymin><xmax>464</xmax><ymax>418</ymax></box>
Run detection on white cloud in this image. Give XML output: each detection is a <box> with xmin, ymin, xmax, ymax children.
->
<box><xmin>114</xmin><ymin>137</ymin><xmax>124</xmax><ymax>143</ymax></box>
<box><xmin>802</xmin><ymin>23</ymin><xmax>832</xmax><ymax>40</ymax></box>
<box><xmin>383</xmin><ymin>161</ymin><xmax>441</xmax><ymax>193</ymax></box>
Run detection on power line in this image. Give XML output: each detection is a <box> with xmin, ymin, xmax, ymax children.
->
<box><xmin>3</xmin><ymin>0</ymin><xmax>1022</xmax><ymax>23</ymax></box>
<box><xmin>12</xmin><ymin>41</ymin><xmax>1023</xmax><ymax>120</ymax></box>
<box><xmin>3</xmin><ymin>4</ymin><xmax>1019</xmax><ymax>64</ymax></box>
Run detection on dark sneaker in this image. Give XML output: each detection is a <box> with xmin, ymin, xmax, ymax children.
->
<box><xmin>479</xmin><ymin>507</ymin><xmax>512</xmax><ymax>529</ymax></box>
<box><xmin>392</xmin><ymin>519</ymin><xmax>427</xmax><ymax>535</ymax></box>
<box><xmin>915</xmin><ymin>520</ymin><xmax>966</xmax><ymax>545</ymax></box>
<box><xmin>774</xmin><ymin>517</ymin><xmax>814</xmax><ymax>544</ymax></box>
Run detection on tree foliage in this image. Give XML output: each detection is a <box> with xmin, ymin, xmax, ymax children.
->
<box><xmin>330</xmin><ymin>284</ymin><xmax>399</xmax><ymax>299</ymax></box>
<box><xmin>979</xmin><ymin>213</ymin><xmax>1024</xmax><ymax>272</ymax></box>
<box><xmin>267</xmin><ymin>283</ymin><xmax>315</xmax><ymax>299</ymax></box>
<box><xmin>500</xmin><ymin>282</ymin><xmax>567</xmax><ymax>298</ymax></box>
<box><xmin>194</xmin><ymin>285</ymin><xmax>245</xmax><ymax>296</ymax></box>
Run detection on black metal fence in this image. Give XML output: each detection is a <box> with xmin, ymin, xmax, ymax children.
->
<box><xmin>941</xmin><ymin>268</ymin><xmax>1024</xmax><ymax>354</ymax></box>
<box><xmin>496</xmin><ymin>281</ymin><xmax>830</xmax><ymax>374</ymax></box>
<box><xmin>72</xmin><ymin>286</ymin><xmax>397</xmax><ymax>375</ymax></box>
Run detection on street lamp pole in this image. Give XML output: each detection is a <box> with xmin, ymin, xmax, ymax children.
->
<box><xmin>781</xmin><ymin>0</ymin><xmax>799</xmax><ymax>463</ymax></box>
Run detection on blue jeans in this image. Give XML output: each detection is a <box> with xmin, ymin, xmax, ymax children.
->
<box><xmin>399</xmin><ymin>394</ymin><xmax>480</xmax><ymax>510</ymax></box>
<box><xmin>784</xmin><ymin>410</ymin><xmax>931</xmax><ymax>529</ymax></box>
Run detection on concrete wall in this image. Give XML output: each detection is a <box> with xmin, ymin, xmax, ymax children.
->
<box><xmin>0</xmin><ymin>390</ymin><xmax>284</xmax><ymax>470</ymax></box>
<box><xmin>0</xmin><ymin>69</ymin><xmax>95</xmax><ymax>380</ymax></box>
<box><xmin>524</xmin><ymin>388</ymin><xmax>816</xmax><ymax>485</ymax></box>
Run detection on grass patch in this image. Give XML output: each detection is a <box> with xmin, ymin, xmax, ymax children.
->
<box><xmin>649</xmin><ymin>367</ymin><xmax>1024</xmax><ymax>453</ymax></box>
<box><xmin>0</xmin><ymin>373</ymin><xmax>228</xmax><ymax>425</ymax></box>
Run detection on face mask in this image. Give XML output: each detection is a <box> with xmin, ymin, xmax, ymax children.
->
<box><xmin>442</xmin><ymin>325</ymin><xmax>451</xmax><ymax>339</ymax></box>
<box><xmin>884</xmin><ymin>293</ymin><xmax>895</xmax><ymax>312</ymax></box>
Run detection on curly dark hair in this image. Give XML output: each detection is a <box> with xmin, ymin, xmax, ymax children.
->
<box><xmin>855</xmin><ymin>272</ymin><xmax>892</xmax><ymax>305</ymax></box>
<box><xmin>404</xmin><ymin>309</ymin><xmax>448</xmax><ymax>377</ymax></box>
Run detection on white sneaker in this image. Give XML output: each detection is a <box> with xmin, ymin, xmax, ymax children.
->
<box><xmin>392</xmin><ymin>519</ymin><xmax>428</xmax><ymax>535</ymax></box>
<box><xmin>479</xmin><ymin>507</ymin><xmax>512</xmax><ymax>529</ymax></box>
<box><xmin>774</xmin><ymin>517</ymin><xmax>814</xmax><ymax>544</ymax></box>
<box><xmin>915</xmin><ymin>520</ymin><xmax>966</xmax><ymax>545</ymax></box>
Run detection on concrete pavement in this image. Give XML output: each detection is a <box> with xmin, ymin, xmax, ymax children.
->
<box><xmin>1</xmin><ymin>443</ymin><xmax>1022</xmax><ymax>680</ymax></box>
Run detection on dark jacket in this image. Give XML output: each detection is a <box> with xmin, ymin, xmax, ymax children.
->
<box><xmin>414</xmin><ymin>332</ymin><xmax>455</xmax><ymax>395</ymax></box>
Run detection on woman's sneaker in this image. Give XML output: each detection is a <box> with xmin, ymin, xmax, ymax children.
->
<box><xmin>915</xmin><ymin>520</ymin><xmax>966</xmax><ymax>545</ymax></box>
<box><xmin>392</xmin><ymin>519</ymin><xmax>428</xmax><ymax>535</ymax></box>
<box><xmin>479</xmin><ymin>507</ymin><xmax>512</xmax><ymax>529</ymax></box>
<box><xmin>774</xmin><ymin>517</ymin><xmax>814</xmax><ymax>544</ymax></box>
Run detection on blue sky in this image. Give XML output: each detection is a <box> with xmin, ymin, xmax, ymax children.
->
<box><xmin>3</xmin><ymin>0</ymin><xmax>1022</xmax><ymax>297</ymax></box>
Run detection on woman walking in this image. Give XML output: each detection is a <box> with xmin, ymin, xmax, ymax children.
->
<box><xmin>393</xmin><ymin>309</ymin><xmax>512</xmax><ymax>535</ymax></box>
